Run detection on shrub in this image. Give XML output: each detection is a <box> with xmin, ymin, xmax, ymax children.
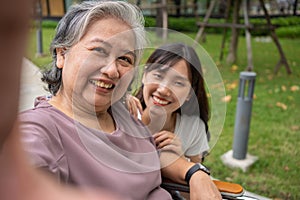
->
<box><xmin>42</xmin><ymin>20</ymin><xmax>58</xmax><ymax>29</ymax></box>
<box><xmin>276</xmin><ymin>26</ymin><xmax>300</xmax><ymax>38</ymax></box>
<box><xmin>44</xmin><ymin>16</ymin><xmax>300</xmax><ymax>38</ymax></box>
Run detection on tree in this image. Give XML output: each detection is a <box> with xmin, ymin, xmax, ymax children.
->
<box><xmin>226</xmin><ymin>0</ymin><xmax>242</xmax><ymax>64</ymax></box>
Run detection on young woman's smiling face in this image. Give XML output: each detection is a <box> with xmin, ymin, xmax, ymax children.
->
<box><xmin>142</xmin><ymin>59</ymin><xmax>192</xmax><ymax>115</ymax></box>
<box><xmin>56</xmin><ymin>17</ymin><xmax>136</xmax><ymax>112</ymax></box>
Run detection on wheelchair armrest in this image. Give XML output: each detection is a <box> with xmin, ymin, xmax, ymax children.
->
<box><xmin>161</xmin><ymin>178</ymin><xmax>245</xmax><ymax>198</ymax></box>
<box><xmin>161</xmin><ymin>179</ymin><xmax>189</xmax><ymax>193</ymax></box>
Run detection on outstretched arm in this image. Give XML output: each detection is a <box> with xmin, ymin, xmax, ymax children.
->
<box><xmin>0</xmin><ymin>1</ymin><xmax>119</xmax><ymax>200</ymax></box>
<box><xmin>0</xmin><ymin>0</ymin><xmax>32</xmax><ymax>147</ymax></box>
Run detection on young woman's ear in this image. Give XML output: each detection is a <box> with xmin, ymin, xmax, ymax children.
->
<box><xmin>56</xmin><ymin>48</ymin><xmax>66</xmax><ymax>69</ymax></box>
<box><xmin>142</xmin><ymin>66</ymin><xmax>149</xmax><ymax>84</ymax></box>
<box><xmin>142</xmin><ymin>73</ymin><xmax>146</xmax><ymax>84</ymax></box>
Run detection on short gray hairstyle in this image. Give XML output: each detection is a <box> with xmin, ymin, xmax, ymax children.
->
<box><xmin>42</xmin><ymin>0</ymin><xmax>146</xmax><ymax>95</ymax></box>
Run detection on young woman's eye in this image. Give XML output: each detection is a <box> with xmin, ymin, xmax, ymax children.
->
<box><xmin>153</xmin><ymin>73</ymin><xmax>162</xmax><ymax>79</ymax></box>
<box><xmin>174</xmin><ymin>81</ymin><xmax>185</xmax><ymax>87</ymax></box>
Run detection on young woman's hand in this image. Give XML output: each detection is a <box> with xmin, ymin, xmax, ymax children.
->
<box><xmin>153</xmin><ymin>131</ymin><xmax>183</xmax><ymax>156</ymax></box>
<box><xmin>125</xmin><ymin>94</ymin><xmax>143</xmax><ymax>120</ymax></box>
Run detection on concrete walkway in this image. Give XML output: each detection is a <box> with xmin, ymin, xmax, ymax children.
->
<box><xmin>19</xmin><ymin>58</ymin><xmax>271</xmax><ymax>200</ymax></box>
<box><xmin>19</xmin><ymin>58</ymin><xmax>48</xmax><ymax>112</ymax></box>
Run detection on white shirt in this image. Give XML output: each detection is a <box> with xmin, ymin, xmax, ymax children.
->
<box><xmin>138</xmin><ymin>111</ymin><xmax>209</xmax><ymax>157</ymax></box>
<box><xmin>174</xmin><ymin>113</ymin><xmax>209</xmax><ymax>157</ymax></box>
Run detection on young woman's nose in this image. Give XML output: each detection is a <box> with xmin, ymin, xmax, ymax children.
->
<box><xmin>100</xmin><ymin>60</ymin><xmax>119</xmax><ymax>79</ymax></box>
<box><xmin>157</xmin><ymin>83</ymin><xmax>172</xmax><ymax>96</ymax></box>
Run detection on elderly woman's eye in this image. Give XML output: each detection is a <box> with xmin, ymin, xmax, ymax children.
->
<box><xmin>93</xmin><ymin>47</ymin><xmax>107</xmax><ymax>55</ymax></box>
<box><xmin>119</xmin><ymin>56</ymin><xmax>133</xmax><ymax>65</ymax></box>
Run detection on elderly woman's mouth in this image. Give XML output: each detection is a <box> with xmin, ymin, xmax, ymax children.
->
<box><xmin>89</xmin><ymin>80</ymin><xmax>115</xmax><ymax>89</ymax></box>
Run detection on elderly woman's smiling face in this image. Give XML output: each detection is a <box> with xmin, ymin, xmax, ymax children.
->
<box><xmin>56</xmin><ymin>17</ymin><xmax>136</xmax><ymax>112</ymax></box>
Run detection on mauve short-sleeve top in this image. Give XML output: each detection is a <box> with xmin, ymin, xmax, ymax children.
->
<box><xmin>19</xmin><ymin>98</ymin><xmax>171</xmax><ymax>200</ymax></box>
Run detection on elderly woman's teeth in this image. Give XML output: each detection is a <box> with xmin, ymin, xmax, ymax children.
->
<box><xmin>90</xmin><ymin>80</ymin><xmax>113</xmax><ymax>89</ymax></box>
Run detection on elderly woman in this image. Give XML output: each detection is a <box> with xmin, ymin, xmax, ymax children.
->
<box><xmin>19</xmin><ymin>1</ymin><xmax>221</xmax><ymax>199</ymax></box>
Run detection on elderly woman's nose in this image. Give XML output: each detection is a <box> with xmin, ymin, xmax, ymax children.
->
<box><xmin>100</xmin><ymin>60</ymin><xmax>119</xmax><ymax>79</ymax></box>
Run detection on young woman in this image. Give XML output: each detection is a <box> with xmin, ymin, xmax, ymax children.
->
<box><xmin>128</xmin><ymin>43</ymin><xmax>211</xmax><ymax>163</ymax></box>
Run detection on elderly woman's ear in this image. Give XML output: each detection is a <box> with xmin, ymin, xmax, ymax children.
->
<box><xmin>56</xmin><ymin>48</ymin><xmax>66</xmax><ymax>69</ymax></box>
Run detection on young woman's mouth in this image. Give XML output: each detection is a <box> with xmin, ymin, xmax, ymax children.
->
<box><xmin>152</xmin><ymin>95</ymin><xmax>170</xmax><ymax>106</ymax></box>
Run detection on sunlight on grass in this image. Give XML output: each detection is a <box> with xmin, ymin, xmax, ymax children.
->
<box><xmin>26</xmin><ymin>27</ymin><xmax>55</xmax><ymax>69</ymax></box>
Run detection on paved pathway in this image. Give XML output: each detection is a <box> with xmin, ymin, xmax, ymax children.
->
<box><xmin>19</xmin><ymin>58</ymin><xmax>48</xmax><ymax>112</ymax></box>
<box><xmin>19</xmin><ymin>58</ymin><xmax>271</xmax><ymax>200</ymax></box>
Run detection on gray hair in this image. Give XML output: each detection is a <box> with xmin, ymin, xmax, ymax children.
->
<box><xmin>42</xmin><ymin>0</ymin><xmax>146</xmax><ymax>95</ymax></box>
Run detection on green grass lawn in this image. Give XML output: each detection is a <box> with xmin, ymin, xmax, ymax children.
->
<box><xmin>26</xmin><ymin>27</ymin><xmax>300</xmax><ymax>199</ymax></box>
<box><xmin>201</xmin><ymin>35</ymin><xmax>300</xmax><ymax>199</ymax></box>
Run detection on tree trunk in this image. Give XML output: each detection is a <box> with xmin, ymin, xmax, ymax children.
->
<box><xmin>156</xmin><ymin>0</ymin><xmax>168</xmax><ymax>40</ymax></box>
<box><xmin>219</xmin><ymin>0</ymin><xmax>232</xmax><ymax>61</ymax></box>
<box><xmin>243</xmin><ymin>0</ymin><xmax>254</xmax><ymax>71</ymax></box>
<box><xmin>293</xmin><ymin>0</ymin><xmax>298</xmax><ymax>16</ymax></box>
<box><xmin>194</xmin><ymin>0</ymin><xmax>217</xmax><ymax>45</ymax></box>
<box><xmin>226</xmin><ymin>0</ymin><xmax>242</xmax><ymax>64</ymax></box>
<box><xmin>259</xmin><ymin>0</ymin><xmax>292</xmax><ymax>74</ymax></box>
<box><xmin>174</xmin><ymin>0</ymin><xmax>181</xmax><ymax>17</ymax></box>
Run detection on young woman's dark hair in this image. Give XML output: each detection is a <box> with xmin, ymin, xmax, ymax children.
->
<box><xmin>135</xmin><ymin>43</ymin><xmax>210</xmax><ymax>136</ymax></box>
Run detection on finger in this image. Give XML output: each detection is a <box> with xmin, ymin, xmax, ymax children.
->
<box><xmin>125</xmin><ymin>96</ymin><xmax>133</xmax><ymax>114</ymax></box>
<box><xmin>154</xmin><ymin>134</ymin><xmax>173</xmax><ymax>145</ymax></box>
<box><xmin>134</xmin><ymin>99</ymin><xmax>144</xmax><ymax>115</ymax></box>
<box><xmin>153</xmin><ymin>131</ymin><xmax>172</xmax><ymax>140</ymax></box>
<box><xmin>129</xmin><ymin>100</ymin><xmax>138</xmax><ymax>119</ymax></box>
<box><xmin>156</xmin><ymin>138</ymin><xmax>177</xmax><ymax>149</ymax></box>
<box><xmin>157</xmin><ymin>136</ymin><xmax>182</xmax><ymax>153</ymax></box>
<box><xmin>127</xmin><ymin>102</ymin><xmax>133</xmax><ymax>115</ymax></box>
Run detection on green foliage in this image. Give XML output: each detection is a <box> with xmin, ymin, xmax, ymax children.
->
<box><xmin>26</xmin><ymin>27</ymin><xmax>55</xmax><ymax>68</ymax></box>
<box><xmin>276</xmin><ymin>26</ymin><xmax>300</xmax><ymax>38</ymax></box>
<box><xmin>270</xmin><ymin>16</ymin><xmax>300</xmax><ymax>27</ymax></box>
<box><xmin>248</xmin><ymin>16</ymin><xmax>300</xmax><ymax>27</ymax></box>
<box><xmin>42</xmin><ymin>16</ymin><xmax>300</xmax><ymax>38</ymax></box>
<box><xmin>145</xmin><ymin>16</ymin><xmax>300</xmax><ymax>38</ymax></box>
<box><xmin>145</xmin><ymin>16</ymin><xmax>200</xmax><ymax>32</ymax></box>
<box><xmin>247</xmin><ymin>16</ymin><xmax>300</xmax><ymax>36</ymax></box>
<box><xmin>168</xmin><ymin>17</ymin><xmax>199</xmax><ymax>32</ymax></box>
<box><xmin>42</xmin><ymin>20</ymin><xmax>58</xmax><ymax>29</ymax></box>
<box><xmin>144</xmin><ymin>16</ymin><xmax>156</xmax><ymax>27</ymax></box>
